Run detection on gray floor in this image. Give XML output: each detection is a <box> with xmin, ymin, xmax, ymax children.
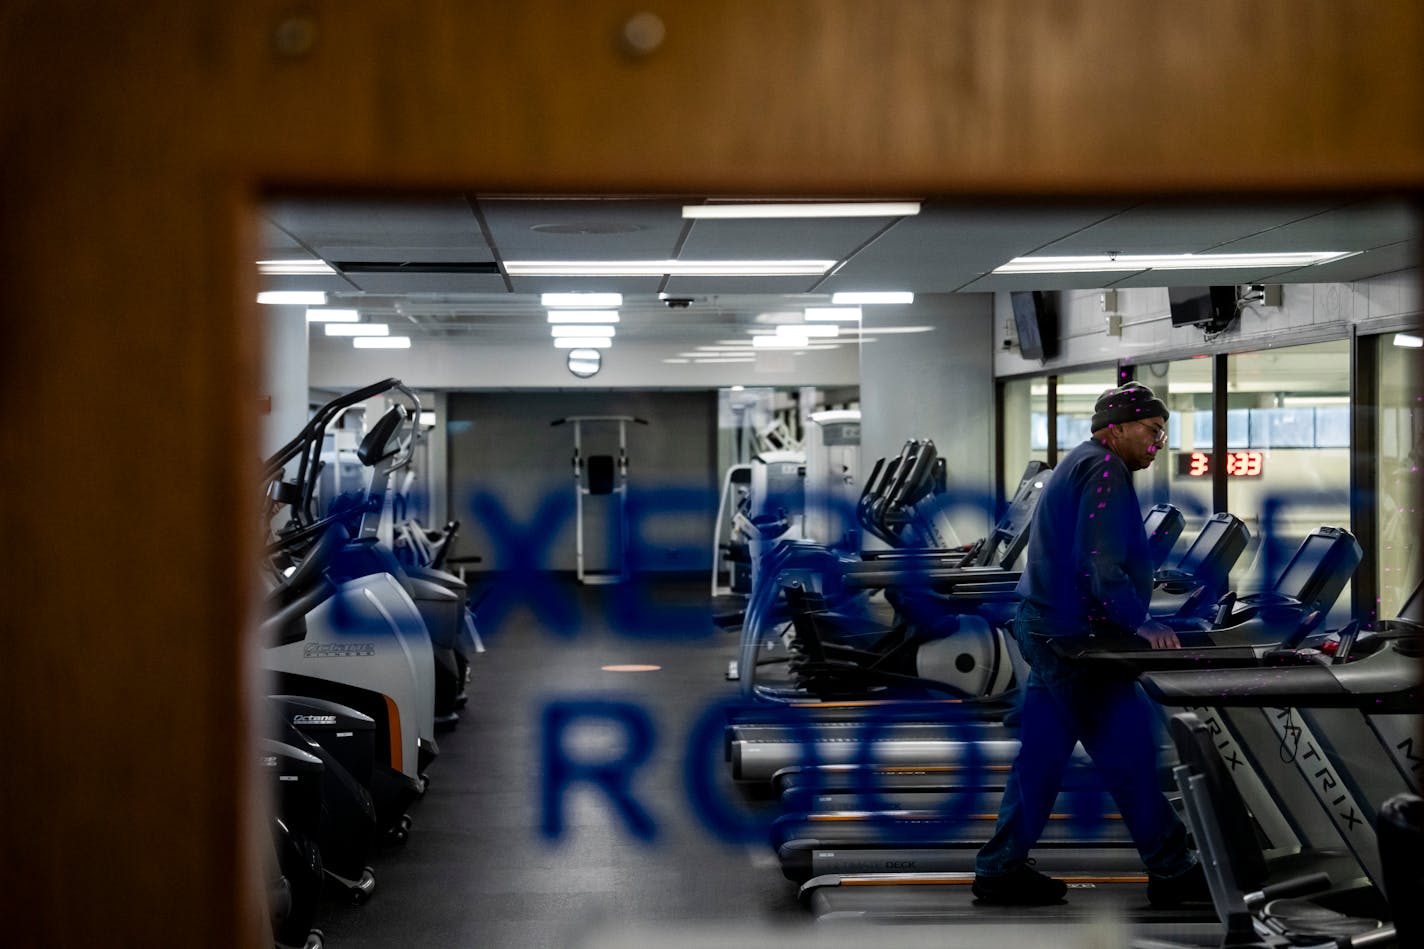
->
<box><xmin>315</xmin><ymin>576</ymin><xmax>810</xmax><ymax>948</ymax></box>
<box><xmin>308</xmin><ymin>576</ymin><xmax>1224</xmax><ymax>948</ymax></box>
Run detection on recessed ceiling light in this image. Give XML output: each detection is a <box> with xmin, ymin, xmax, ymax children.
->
<box><xmin>992</xmin><ymin>251</ymin><xmax>1358</xmax><ymax>274</ymax></box>
<box><xmin>682</xmin><ymin>201</ymin><xmax>921</xmax><ymax>219</ymax></box>
<box><xmin>257</xmin><ymin>291</ymin><xmax>328</xmax><ymax>305</ymax></box>
<box><xmin>511</xmin><ymin>260</ymin><xmax>835</xmax><ymax>276</ymax></box>
<box><xmin>778</xmin><ymin>324</ymin><xmax>839</xmax><ymax>338</ymax></box>
<box><xmin>257</xmin><ymin>259</ymin><xmax>335</xmax><ymax>275</ymax></box>
<box><xmin>662</xmin><ymin>358</ymin><xmax>691</xmax><ymax>364</ymax></box>
<box><xmin>541</xmin><ymin>292</ymin><xmax>623</xmax><ymax>308</ymax></box>
<box><xmin>551</xmin><ymin>324</ymin><xmax>615</xmax><ymax>337</ymax></box>
<box><xmin>554</xmin><ymin>337</ymin><xmax>612</xmax><ymax>349</ymax></box>
<box><xmin>832</xmin><ymin>291</ymin><xmax>914</xmax><ymax>305</ymax></box>
<box><xmin>806</xmin><ymin>306</ymin><xmax>862</xmax><ymax>322</ymax></box>
<box><xmin>353</xmin><ymin>336</ymin><xmax>411</xmax><ymax>349</ymax></box>
<box><xmin>694</xmin><ymin>356</ymin><xmax>757</xmax><ymax>364</ymax></box>
<box><xmin>840</xmin><ymin>324</ymin><xmax>935</xmax><ymax>334</ymax></box>
<box><xmin>601</xmin><ymin>664</ymin><xmax>663</xmax><ymax>672</ymax></box>
<box><xmin>545</xmin><ymin>310</ymin><xmax>620</xmax><ymax>323</ymax></box>
<box><xmin>305</xmin><ymin>308</ymin><xmax>360</xmax><ymax>323</ymax></box>
<box><xmin>1394</xmin><ymin>332</ymin><xmax>1423</xmax><ymax>349</ymax></box>
<box><xmin>419</xmin><ymin>411</ymin><xmax>437</xmax><ymax>426</ymax></box>
<box><xmin>325</xmin><ymin>323</ymin><xmax>389</xmax><ymax>337</ymax></box>
<box><xmin>754</xmin><ymin>333</ymin><xmax>808</xmax><ymax>348</ymax></box>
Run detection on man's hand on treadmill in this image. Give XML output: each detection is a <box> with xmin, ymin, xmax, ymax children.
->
<box><xmin>1135</xmin><ymin>618</ymin><xmax>1181</xmax><ymax>650</ymax></box>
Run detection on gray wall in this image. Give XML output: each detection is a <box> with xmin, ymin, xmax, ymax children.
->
<box><xmin>859</xmin><ymin>293</ymin><xmax>997</xmax><ymax>544</ymax></box>
<box><xmin>260</xmin><ymin>304</ymin><xmax>310</xmax><ymax>460</ymax></box>
<box><xmin>447</xmin><ymin>390</ymin><xmax>717</xmax><ymax>572</ymax></box>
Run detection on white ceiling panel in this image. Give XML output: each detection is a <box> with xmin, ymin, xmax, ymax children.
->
<box><xmin>679</xmin><ymin>216</ymin><xmax>891</xmax><ymax>261</ymax></box>
<box><xmin>1036</xmin><ymin>203</ymin><xmax>1342</xmax><ymax>256</ymax></box>
<box><xmin>341</xmin><ymin>273</ymin><xmax>511</xmax><ymax>294</ymax></box>
<box><xmin>821</xmin><ymin>205</ymin><xmax>1126</xmax><ymax>293</ymax></box>
<box><xmin>477</xmin><ymin>197</ymin><xmax>687</xmax><ymax>260</ymax></box>
<box><xmin>1209</xmin><ymin>201</ymin><xmax>1420</xmax><ymax>253</ymax></box>
<box><xmin>266</xmin><ymin>197</ymin><xmax>492</xmax><ymax>260</ymax></box>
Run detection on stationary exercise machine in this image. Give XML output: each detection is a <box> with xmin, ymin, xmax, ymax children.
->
<box><xmin>551</xmin><ymin>415</ymin><xmax>648</xmax><ymax>585</ymax></box>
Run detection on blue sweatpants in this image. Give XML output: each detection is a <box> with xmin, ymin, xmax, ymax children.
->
<box><xmin>976</xmin><ymin>602</ymin><xmax>1194</xmax><ymax>878</ymax></box>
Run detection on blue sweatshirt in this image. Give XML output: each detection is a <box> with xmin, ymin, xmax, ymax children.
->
<box><xmin>1014</xmin><ymin>437</ymin><xmax>1154</xmax><ymax>636</ymax></box>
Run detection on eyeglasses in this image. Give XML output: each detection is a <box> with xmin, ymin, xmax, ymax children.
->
<box><xmin>1137</xmin><ymin>420</ymin><xmax>1168</xmax><ymax>444</ymax></box>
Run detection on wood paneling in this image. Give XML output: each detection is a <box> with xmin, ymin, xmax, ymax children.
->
<box><xmin>1</xmin><ymin>2</ymin><xmax>1420</xmax><ymax>945</ymax></box>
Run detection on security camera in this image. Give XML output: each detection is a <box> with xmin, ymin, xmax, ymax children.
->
<box><xmin>663</xmin><ymin>297</ymin><xmax>693</xmax><ymax>309</ymax></box>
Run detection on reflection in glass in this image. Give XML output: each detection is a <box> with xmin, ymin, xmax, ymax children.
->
<box><xmin>1226</xmin><ymin>340</ymin><xmax>1351</xmax><ymax>611</ymax></box>
<box><xmin>1376</xmin><ymin>333</ymin><xmax>1422</xmax><ymax>617</ymax></box>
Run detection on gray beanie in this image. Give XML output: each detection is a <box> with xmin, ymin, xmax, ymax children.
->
<box><xmin>1091</xmin><ymin>381</ymin><xmax>1169</xmax><ymax>432</ymax></box>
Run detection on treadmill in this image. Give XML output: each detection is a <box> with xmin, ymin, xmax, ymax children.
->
<box><xmin>767</xmin><ymin>527</ymin><xmax>1362</xmax><ymax>884</ymax></box>
<box><xmin>793</xmin><ymin>588</ymin><xmax>1405</xmax><ymax>935</ymax></box>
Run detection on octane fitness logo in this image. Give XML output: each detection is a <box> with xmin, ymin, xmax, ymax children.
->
<box><xmin>395</xmin><ymin>482</ymin><xmax>1380</xmax><ymax>845</ymax></box>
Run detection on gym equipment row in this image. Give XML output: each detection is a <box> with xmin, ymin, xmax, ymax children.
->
<box><xmin>258</xmin><ymin>379</ymin><xmax>488</xmax><ymax>949</ymax></box>
<box><xmin>710</xmin><ymin>445</ymin><xmax>1422</xmax><ymax>941</ymax></box>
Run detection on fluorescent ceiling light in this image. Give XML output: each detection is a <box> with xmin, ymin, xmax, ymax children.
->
<box><xmin>806</xmin><ymin>306</ymin><xmax>862</xmax><ymax>322</ymax></box>
<box><xmin>554</xmin><ymin>337</ymin><xmax>613</xmax><ymax>349</ymax></box>
<box><xmin>682</xmin><ymin>201</ymin><xmax>921</xmax><ymax>219</ymax></box>
<box><xmin>992</xmin><ymin>251</ymin><xmax>1358</xmax><ymax>274</ymax></box>
<box><xmin>832</xmin><ymin>291</ymin><xmax>914</xmax><ymax>305</ymax></box>
<box><xmin>257</xmin><ymin>259</ymin><xmax>335</xmax><ymax>275</ymax></box>
<box><xmin>419</xmin><ymin>411</ymin><xmax>437</xmax><ymax>427</ymax></box>
<box><xmin>353</xmin><ymin>336</ymin><xmax>411</xmax><ymax>349</ymax></box>
<box><xmin>695</xmin><ymin>345</ymin><xmax>753</xmax><ymax>352</ymax></box>
<box><xmin>777</xmin><ymin>324</ymin><xmax>839</xmax><ymax>338</ymax></box>
<box><xmin>694</xmin><ymin>357</ymin><xmax>757</xmax><ymax>364</ymax></box>
<box><xmin>754</xmin><ymin>333</ymin><xmax>808</xmax><ymax>349</ymax></box>
<box><xmin>325</xmin><ymin>323</ymin><xmax>389</xmax><ymax>337</ymax></box>
<box><xmin>551</xmin><ymin>324</ymin><xmax>615</xmax><ymax>338</ymax></box>
<box><xmin>838</xmin><ymin>324</ymin><xmax>935</xmax><ymax>335</ymax></box>
<box><xmin>511</xmin><ymin>260</ymin><xmax>835</xmax><ymax>276</ymax></box>
<box><xmin>306</xmin><ymin>308</ymin><xmax>359</xmax><ymax>323</ymax></box>
<box><xmin>541</xmin><ymin>292</ymin><xmax>623</xmax><ymax>308</ymax></box>
<box><xmin>663</xmin><ymin>358</ymin><xmax>690</xmax><ymax>364</ymax></box>
<box><xmin>257</xmin><ymin>290</ymin><xmax>327</xmax><ymax>305</ymax></box>
<box><xmin>1393</xmin><ymin>332</ymin><xmax>1423</xmax><ymax>349</ymax></box>
<box><xmin>546</xmin><ymin>310</ymin><xmax>620</xmax><ymax>324</ymax></box>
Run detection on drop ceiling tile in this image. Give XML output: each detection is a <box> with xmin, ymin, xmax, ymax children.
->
<box><xmin>479</xmin><ymin>197</ymin><xmax>687</xmax><ymax>260</ymax></box>
<box><xmin>266</xmin><ymin>197</ymin><xmax>491</xmax><ymax>259</ymax></box>
<box><xmin>1037</xmin><ymin>203</ymin><xmax>1339</xmax><ymax>255</ymax></box>
<box><xmin>823</xmin><ymin>204</ymin><xmax>1127</xmax><ymax>293</ymax></box>
<box><xmin>341</xmin><ymin>273</ymin><xmax>511</xmax><ymax>294</ymax></box>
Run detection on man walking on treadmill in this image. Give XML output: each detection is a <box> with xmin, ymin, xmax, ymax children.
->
<box><xmin>973</xmin><ymin>381</ymin><xmax>1210</xmax><ymax>907</ymax></box>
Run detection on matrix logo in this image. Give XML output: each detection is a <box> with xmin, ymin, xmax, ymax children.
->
<box><xmin>304</xmin><ymin>642</ymin><xmax>376</xmax><ymax>658</ymax></box>
<box><xmin>293</xmin><ymin>715</ymin><xmax>339</xmax><ymax>725</ymax></box>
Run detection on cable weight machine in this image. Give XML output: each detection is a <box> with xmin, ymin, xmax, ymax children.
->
<box><xmin>550</xmin><ymin>415</ymin><xmax>648</xmax><ymax>584</ymax></box>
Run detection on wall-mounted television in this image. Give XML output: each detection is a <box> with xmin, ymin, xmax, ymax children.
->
<box><xmin>1010</xmin><ymin>290</ymin><xmax>1058</xmax><ymax>362</ymax></box>
<box><xmin>1168</xmin><ymin>285</ymin><xmax>1239</xmax><ymax>329</ymax></box>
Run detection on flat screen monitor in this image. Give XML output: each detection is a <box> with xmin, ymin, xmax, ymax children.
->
<box><xmin>1011</xmin><ymin>290</ymin><xmax>1057</xmax><ymax>361</ymax></box>
<box><xmin>1169</xmin><ymin>285</ymin><xmax>1238</xmax><ymax>328</ymax></box>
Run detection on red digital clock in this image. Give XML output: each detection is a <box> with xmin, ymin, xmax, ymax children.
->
<box><xmin>1175</xmin><ymin>451</ymin><xmax>1264</xmax><ymax>478</ymax></box>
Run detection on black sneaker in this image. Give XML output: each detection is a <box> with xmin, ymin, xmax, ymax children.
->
<box><xmin>972</xmin><ymin>862</ymin><xmax>1068</xmax><ymax>905</ymax></box>
<box><xmin>1147</xmin><ymin>861</ymin><xmax>1212</xmax><ymax>908</ymax></box>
